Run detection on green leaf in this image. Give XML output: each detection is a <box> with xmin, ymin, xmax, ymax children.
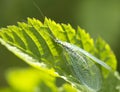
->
<box><xmin>0</xmin><ymin>18</ymin><xmax>117</xmax><ymax>92</ymax></box>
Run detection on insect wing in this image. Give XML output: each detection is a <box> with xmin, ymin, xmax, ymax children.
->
<box><xmin>63</xmin><ymin>47</ymin><xmax>102</xmax><ymax>91</ymax></box>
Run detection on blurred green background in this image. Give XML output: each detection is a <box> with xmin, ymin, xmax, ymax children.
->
<box><xmin>0</xmin><ymin>0</ymin><xmax>120</xmax><ymax>87</ymax></box>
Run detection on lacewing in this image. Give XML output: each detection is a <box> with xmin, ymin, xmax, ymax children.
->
<box><xmin>41</xmin><ymin>28</ymin><xmax>111</xmax><ymax>91</ymax></box>
<box><xmin>54</xmin><ymin>39</ymin><xmax>110</xmax><ymax>91</ymax></box>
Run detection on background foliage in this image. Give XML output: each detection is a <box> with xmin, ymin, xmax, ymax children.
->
<box><xmin>0</xmin><ymin>0</ymin><xmax>120</xmax><ymax>88</ymax></box>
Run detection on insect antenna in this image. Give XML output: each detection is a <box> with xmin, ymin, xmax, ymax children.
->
<box><xmin>32</xmin><ymin>0</ymin><xmax>45</xmax><ymax>20</ymax></box>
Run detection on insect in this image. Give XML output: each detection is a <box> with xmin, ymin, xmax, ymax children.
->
<box><xmin>56</xmin><ymin>39</ymin><xmax>102</xmax><ymax>91</ymax></box>
<box><xmin>32</xmin><ymin>2</ymin><xmax>111</xmax><ymax>91</ymax></box>
<box><xmin>40</xmin><ymin>28</ymin><xmax>111</xmax><ymax>91</ymax></box>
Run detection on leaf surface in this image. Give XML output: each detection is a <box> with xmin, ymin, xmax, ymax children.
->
<box><xmin>0</xmin><ymin>18</ymin><xmax>117</xmax><ymax>92</ymax></box>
